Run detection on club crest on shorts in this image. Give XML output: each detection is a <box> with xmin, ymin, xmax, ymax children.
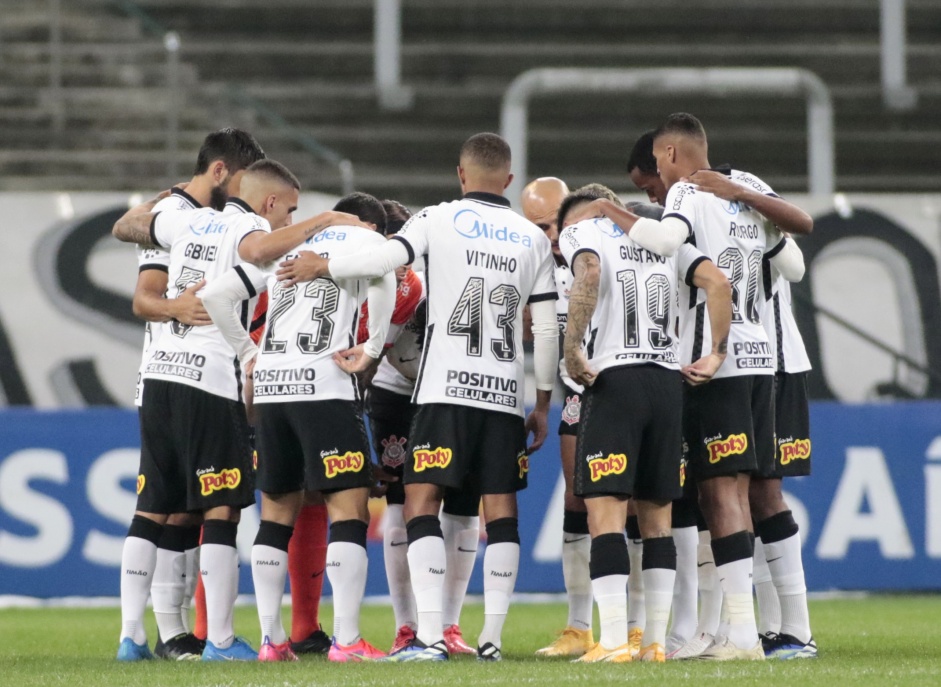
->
<box><xmin>198</xmin><ymin>468</ymin><xmax>241</xmax><ymax>496</ymax></box>
<box><xmin>561</xmin><ymin>394</ymin><xmax>581</xmax><ymax>425</ymax></box>
<box><xmin>136</xmin><ymin>474</ymin><xmax>145</xmax><ymax>495</ymax></box>
<box><xmin>322</xmin><ymin>451</ymin><xmax>365</xmax><ymax>478</ymax></box>
<box><xmin>705</xmin><ymin>433</ymin><xmax>748</xmax><ymax>464</ymax></box>
<box><xmin>413</xmin><ymin>445</ymin><xmax>452</xmax><ymax>472</ymax></box>
<box><xmin>380</xmin><ymin>435</ymin><xmax>408</xmax><ymax>469</ymax></box>
<box><xmin>587</xmin><ymin>452</ymin><xmax>627</xmax><ymax>482</ymax></box>
<box><xmin>778</xmin><ymin>437</ymin><xmax>811</xmax><ymax>465</ymax></box>
<box><xmin>517</xmin><ymin>451</ymin><xmax>529</xmax><ymax>479</ymax></box>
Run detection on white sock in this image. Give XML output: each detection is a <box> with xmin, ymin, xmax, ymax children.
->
<box><xmin>252</xmin><ymin>544</ymin><xmax>289</xmax><ymax>644</ymax></box>
<box><xmin>327</xmin><ymin>541</ymin><xmax>368</xmax><ymax>646</ymax></box>
<box><xmin>696</xmin><ymin>530</ymin><xmax>722</xmax><ymax>636</ymax></box>
<box><xmin>120</xmin><ymin>536</ymin><xmax>157</xmax><ymax>644</ymax></box>
<box><xmin>753</xmin><ymin>538</ymin><xmax>781</xmax><ymax>636</ymax></box>
<box><xmin>669</xmin><ymin>526</ymin><xmax>698</xmax><ymax>642</ymax></box>
<box><xmin>716</xmin><ymin>557</ymin><xmax>757</xmax><ymax>648</ymax></box>
<box><xmin>383</xmin><ymin>505</ymin><xmax>415</xmax><ymax>630</ymax></box>
<box><xmin>764</xmin><ymin>533</ymin><xmax>812</xmax><ymax>643</ymax></box>
<box><xmin>592</xmin><ymin>574</ymin><xmax>628</xmax><ymax>650</ymax></box>
<box><xmin>642</xmin><ymin>566</ymin><xmax>676</xmax><ymax>648</ymax></box>
<box><xmin>407</xmin><ymin>534</ymin><xmax>446</xmax><ymax>646</ymax></box>
<box><xmin>441</xmin><ymin>513</ymin><xmax>479</xmax><ymax>628</ymax></box>
<box><xmin>627</xmin><ymin>537</ymin><xmax>645</xmax><ymax>635</ymax></box>
<box><xmin>152</xmin><ymin>547</ymin><xmax>187</xmax><ymax>641</ymax></box>
<box><xmin>201</xmin><ymin>542</ymin><xmax>239</xmax><ymax>649</ymax></box>
<box><xmin>561</xmin><ymin>531</ymin><xmax>593</xmax><ymax>631</ymax></box>
<box><xmin>478</xmin><ymin>541</ymin><xmax>519</xmax><ymax>649</ymax></box>
<box><xmin>180</xmin><ymin>546</ymin><xmax>199</xmax><ymax>633</ymax></box>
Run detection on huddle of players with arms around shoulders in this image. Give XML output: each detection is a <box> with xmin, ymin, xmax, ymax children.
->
<box><xmin>110</xmin><ymin>112</ymin><xmax>816</xmax><ymax>666</ymax></box>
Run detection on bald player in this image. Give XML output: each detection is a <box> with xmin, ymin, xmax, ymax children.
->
<box><xmin>522</xmin><ymin>179</ymin><xmax>594</xmax><ymax>658</ymax></box>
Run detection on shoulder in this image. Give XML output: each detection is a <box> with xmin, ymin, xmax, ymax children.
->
<box><xmin>153</xmin><ymin>196</ymin><xmax>193</xmax><ymax>213</ymax></box>
<box><xmin>665</xmin><ymin>182</ymin><xmax>699</xmax><ymax>211</ymax></box>
<box><xmin>731</xmin><ymin>169</ymin><xmax>777</xmax><ymax>197</ymax></box>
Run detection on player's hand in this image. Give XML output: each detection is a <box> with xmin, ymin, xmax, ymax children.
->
<box><xmin>369</xmin><ymin>464</ymin><xmax>399</xmax><ymax>498</ymax></box>
<box><xmin>564</xmin><ymin>199</ymin><xmax>608</xmax><ymax>227</ymax></box>
<box><xmin>525</xmin><ymin>406</ymin><xmax>549</xmax><ymax>454</ymax></box>
<box><xmin>682</xmin><ymin>352</ymin><xmax>726</xmax><ymax>386</ymax></box>
<box><xmin>243</xmin><ymin>353</ymin><xmax>257</xmax><ymax>379</ymax></box>
<box><xmin>172</xmin><ymin>279</ymin><xmax>213</xmax><ymax>326</ymax></box>
<box><xmin>565</xmin><ymin>349</ymin><xmax>598</xmax><ymax>387</ymax></box>
<box><xmin>333</xmin><ymin>344</ymin><xmax>380</xmax><ymax>375</ymax></box>
<box><xmin>684</xmin><ymin>170</ymin><xmax>744</xmax><ymax>202</ymax></box>
<box><xmin>277</xmin><ymin>251</ymin><xmax>329</xmax><ymax>286</ymax></box>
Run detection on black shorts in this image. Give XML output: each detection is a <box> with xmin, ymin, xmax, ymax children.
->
<box><xmin>773</xmin><ymin>371</ymin><xmax>812</xmax><ymax>477</ymax></box>
<box><xmin>137</xmin><ymin>380</ymin><xmax>255</xmax><ymax>514</ymax></box>
<box><xmin>684</xmin><ymin>374</ymin><xmax>775</xmax><ymax>480</ymax></box>
<box><xmin>558</xmin><ymin>390</ymin><xmax>583</xmax><ymax>436</ymax></box>
<box><xmin>255</xmin><ymin>399</ymin><xmax>373</xmax><ymax>494</ymax></box>
<box><xmin>405</xmin><ymin>403</ymin><xmax>527</xmax><ymax>495</ymax></box>
<box><xmin>574</xmin><ymin>365</ymin><xmax>684</xmax><ymax>501</ymax></box>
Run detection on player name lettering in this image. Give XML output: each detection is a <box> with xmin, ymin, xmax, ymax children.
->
<box><xmin>184</xmin><ymin>242</ymin><xmax>217</xmax><ymax>261</ymax></box>
<box><xmin>465</xmin><ymin>249</ymin><xmax>518</xmax><ymax>273</ymax></box>
<box><xmin>729</xmin><ymin>221</ymin><xmax>760</xmax><ymax>239</ymax></box>
<box><xmin>619</xmin><ymin>245</ymin><xmax>666</xmax><ymax>263</ymax></box>
<box><xmin>254</xmin><ymin>383</ymin><xmax>315</xmax><ymax>397</ymax></box>
<box><xmin>254</xmin><ymin>368</ymin><xmax>316</xmax><ymax>382</ymax></box>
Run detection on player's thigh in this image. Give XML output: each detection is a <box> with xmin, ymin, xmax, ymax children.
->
<box><xmin>295</xmin><ymin>400</ymin><xmax>373</xmax><ymax>494</ymax></box>
<box><xmin>633</xmin><ymin>366</ymin><xmax>685</xmax><ymax>503</ymax></box>
<box><xmin>684</xmin><ymin>376</ymin><xmax>758</xmax><ymax>481</ymax></box>
<box><xmin>773</xmin><ymin>371</ymin><xmax>812</xmax><ymax>477</ymax></box>
<box><xmin>255</xmin><ymin>401</ymin><xmax>306</xmax><ymax>494</ymax></box>
<box><xmin>404</xmin><ymin>403</ymin><xmax>472</xmax><ymax>491</ymax></box>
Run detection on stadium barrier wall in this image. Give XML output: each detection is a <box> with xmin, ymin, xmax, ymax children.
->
<box><xmin>0</xmin><ymin>401</ymin><xmax>938</xmax><ymax>598</ymax></box>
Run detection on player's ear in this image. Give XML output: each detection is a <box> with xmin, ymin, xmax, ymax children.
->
<box><xmin>503</xmin><ymin>172</ymin><xmax>514</xmax><ymax>190</ymax></box>
<box><xmin>456</xmin><ymin>165</ymin><xmax>466</xmax><ymax>190</ymax></box>
<box><xmin>211</xmin><ymin>160</ymin><xmax>227</xmax><ymax>182</ymax></box>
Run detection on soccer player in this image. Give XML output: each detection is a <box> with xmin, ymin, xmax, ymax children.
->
<box><xmin>119</xmin><ymin>128</ymin><xmax>266</xmax><ymax>662</ymax></box>
<box><xmin>112</xmin><ymin>159</ymin><xmax>368</xmax><ymax>661</ymax></box>
<box><xmin>627</xmin><ymin>131</ymin><xmax>667</xmax><ymax>206</ymax></box>
<box><xmin>521</xmin><ymin>177</ymin><xmax>594</xmax><ymax>658</ymax></box>
<box><xmin>200</xmin><ymin>191</ymin><xmax>397</xmax><ymax>663</ymax></box>
<box><xmin>682</xmin><ymin>168</ymin><xmax>817</xmax><ymax>659</ymax></box>
<box><xmin>275</xmin><ymin>132</ymin><xmax>560</xmax><ymax>662</ymax></box>
<box><xmin>558</xmin><ymin>185</ymin><xmax>732</xmax><ymax>663</ymax></box>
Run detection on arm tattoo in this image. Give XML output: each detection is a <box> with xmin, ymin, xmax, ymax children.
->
<box><xmin>717</xmin><ymin>336</ymin><xmax>728</xmax><ymax>355</ymax></box>
<box><xmin>114</xmin><ymin>213</ymin><xmax>156</xmax><ymax>247</ymax></box>
<box><xmin>304</xmin><ymin>221</ymin><xmax>328</xmax><ymax>237</ymax></box>
<box><xmin>564</xmin><ymin>253</ymin><xmax>600</xmax><ymax>354</ymax></box>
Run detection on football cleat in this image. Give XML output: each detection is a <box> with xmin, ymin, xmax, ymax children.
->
<box><xmin>535</xmin><ymin>627</ymin><xmax>594</xmax><ymax>657</ymax></box>
<box><xmin>638</xmin><ymin>643</ymin><xmax>666</xmax><ymax>662</ymax></box>
<box><xmin>381</xmin><ymin>639</ymin><xmax>448</xmax><ymax>662</ymax></box>
<box><xmin>667</xmin><ymin>632</ymin><xmax>715</xmax><ymax>660</ymax></box>
<box><xmin>116</xmin><ymin>637</ymin><xmax>154</xmax><ymax>662</ymax></box>
<box><xmin>201</xmin><ymin>637</ymin><xmax>258</xmax><ymax>661</ymax></box>
<box><xmin>327</xmin><ymin>637</ymin><xmax>387</xmax><ymax>662</ymax></box>
<box><xmin>628</xmin><ymin>627</ymin><xmax>643</xmax><ymax>657</ymax></box>
<box><xmin>258</xmin><ymin>636</ymin><xmax>299</xmax><ymax>662</ymax></box>
<box><xmin>696</xmin><ymin>636</ymin><xmax>765</xmax><ymax>661</ymax></box>
<box><xmin>290</xmin><ymin>627</ymin><xmax>332</xmax><ymax>655</ymax></box>
<box><xmin>443</xmin><ymin>625</ymin><xmax>475</xmax><ymax>655</ymax></box>
<box><xmin>573</xmin><ymin>642</ymin><xmax>633</xmax><ymax>663</ymax></box>
<box><xmin>665</xmin><ymin>632</ymin><xmax>689</xmax><ymax>655</ymax></box>
<box><xmin>390</xmin><ymin>625</ymin><xmax>416</xmax><ymax>655</ymax></box>
<box><xmin>764</xmin><ymin>633</ymin><xmax>818</xmax><ymax>659</ymax></box>
<box><xmin>155</xmin><ymin>633</ymin><xmax>203</xmax><ymax>661</ymax></box>
<box><xmin>476</xmin><ymin>642</ymin><xmax>502</xmax><ymax>662</ymax></box>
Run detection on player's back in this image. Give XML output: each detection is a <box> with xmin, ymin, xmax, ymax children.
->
<box><xmin>253</xmin><ymin>225</ymin><xmax>388</xmax><ymax>403</ymax></box>
<box><xmin>394</xmin><ymin>193</ymin><xmax>556</xmax><ymax>416</ymax></box>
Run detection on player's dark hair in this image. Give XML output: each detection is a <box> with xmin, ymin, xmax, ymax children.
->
<box><xmin>459</xmin><ymin>132</ymin><xmax>512</xmax><ymax>171</ymax></box>
<box><xmin>193</xmin><ymin>127</ymin><xmax>266</xmax><ymax>176</ymax></box>
<box><xmin>653</xmin><ymin>113</ymin><xmax>707</xmax><ymax>143</ymax></box>
<box><xmin>381</xmin><ymin>199</ymin><xmax>412</xmax><ymax>235</ymax></box>
<box><xmin>245</xmin><ymin>159</ymin><xmax>301</xmax><ymax>190</ymax></box>
<box><xmin>556</xmin><ymin>184</ymin><xmax>624</xmax><ymax>229</ymax></box>
<box><xmin>627</xmin><ymin>130</ymin><xmax>658</xmax><ymax>175</ymax></box>
<box><xmin>333</xmin><ymin>192</ymin><xmax>387</xmax><ymax>233</ymax></box>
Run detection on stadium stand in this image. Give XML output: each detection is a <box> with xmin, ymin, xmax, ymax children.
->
<box><xmin>0</xmin><ymin>0</ymin><xmax>939</xmax><ymax>204</ymax></box>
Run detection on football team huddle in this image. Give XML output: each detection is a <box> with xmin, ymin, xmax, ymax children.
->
<box><xmin>112</xmin><ymin>113</ymin><xmax>816</xmax><ymax>665</ymax></box>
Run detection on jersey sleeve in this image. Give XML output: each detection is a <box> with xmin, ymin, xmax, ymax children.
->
<box><xmin>150</xmin><ymin>210</ymin><xmax>186</xmax><ymax>250</ymax></box>
<box><xmin>529</xmin><ymin>232</ymin><xmax>559</xmax><ymax>304</ymax></box>
<box><xmin>732</xmin><ymin>170</ymin><xmax>780</xmax><ymax>198</ymax></box>
<box><xmin>233</xmin><ymin>213</ymin><xmax>271</xmax><ymax>250</ymax></box>
<box><xmin>662</xmin><ymin>182</ymin><xmax>699</xmax><ymax>238</ymax></box>
<box><xmin>249</xmin><ymin>291</ymin><xmax>269</xmax><ymax>346</ymax></box>
<box><xmin>559</xmin><ymin>220</ymin><xmax>604</xmax><ymax>267</ymax></box>
<box><xmin>391</xmin><ymin>205</ymin><xmax>435</xmax><ymax>264</ymax></box>
<box><xmin>675</xmin><ymin>242</ymin><xmax>711</xmax><ymax>287</ymax></box>
<box><xmin>136</xmin><ymin>244</ymin><xmax>170</xmax><ymax>273</ymax></box>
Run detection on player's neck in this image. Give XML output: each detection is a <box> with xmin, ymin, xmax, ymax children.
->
<box><xmin>182</xmin><ymin>176</ymin><xmax>214</xmax><ymax>208</ymax></box>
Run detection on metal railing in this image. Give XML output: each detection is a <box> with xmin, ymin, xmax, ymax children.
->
<box><xmin>501</xmin><ymin>67</ymin><xmax>836</xmax><ymax>208</ymax></box>
<box><xmin>374</xmin><ymin>0</ymin><xmax>413</xmax><ymax>110</ymax></box>
<box><xmin>881</xmin><ymin>0</ymin><xmax>918</xmax><ymax>110</ymax></box>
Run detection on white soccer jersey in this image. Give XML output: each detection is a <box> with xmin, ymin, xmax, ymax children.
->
<box><xmin>372</xmin><ymin>276</ymin><xmax>428</xmax><ymax>397</ymax></box>
<box><xmin>238</xmin><ymin>226</ymin><xmax>391</xmax><ymax>403</ymax></box>
<box><xmin>134</xmin><ymin>188</ymin><xmax>202</xmax><ymax>406</ymax></box>
<box><xmin>391</xmin><ymin>192</ymin><xmax>557</xmax><ymax>416</ymax></box>
<box><xmin>560</xmin><ymin>217</ymin><xmax>708</xmax><ymax>374</ymax></box>
<box><xmin>667</xmin><ymin>171</ymin><xmax>785</xmax><ymax>378</ymax></box>
<box><xmin>143</xmin><ymin>199</ymin><xmax>270</xmax><ymax>400</ymax></box>
<box><xmin>763</xmin><ymin>269</ymin><xmax>812</xmax><ymax>374</ymax></box>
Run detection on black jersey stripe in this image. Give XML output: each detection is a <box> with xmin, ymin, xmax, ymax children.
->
<box><xmin>685</xmin><ymin>256</ymin><xmax>709</xmax><ymax>287</ymax></box>
<box><xmin>138</xmin><ymin>263</ymin><xmax>168</xmax><ymax>274</ymax></box>
<box><xmin>762</xmin><ymin>256</ymin><xmax>774</xmax><ymax>301</ymax></box>
<box><xmin>149</xmin><ymin>212</ymin><xmax>161</xmax><ymax>247</ymax></box>
<box><xmin>662</xmin><ymin>212</ymin><xmax>693</xmax><ymax>237</ymax></box>
<box><xmin>390</xmin><ymin>234</ymin><xmax>415</xmax><ymax>265</ymax></box>
<box><xmin>528</xmin><ymin>291</ymin><xmax>558</xmax><ymax>304</ymax></box>
<box><xmin>765</xmin><ymin>237</ymin><xmax>787</xmax><ymax>259</ymax></box>
<box><xmin>773</xmin><ymin>292</ymin><xmax>785</xmax><ymax>373</ymax></box>
<box><xmin>234</xmin><ymin>265</ymin><xmax>257</xmax><ymax>299</ymax></box>
<box><xmin>692</xmin><ymin>302</ymin><xmax>706</xmax><ymax>365</ymax></box>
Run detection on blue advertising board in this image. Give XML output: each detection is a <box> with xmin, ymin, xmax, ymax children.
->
<box><xmin>0</xmin><ymin>403</ymin><xmax>939</xmax><ymax>598</ymax></box>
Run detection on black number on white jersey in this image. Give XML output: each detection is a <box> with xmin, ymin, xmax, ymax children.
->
<box><xmin>717</xmin><ymin>247</ymin><xmax>762</xmax><ymax>324</ymax></box>
<box><xmin>297</xmin><ymin>279</ymin><xmax>340</xmax><ymax>354</ymax></box>
<box><xmin>447</xmin><ymin>277</ymin><xmax>520</xmax><ymax>361</ymax></box>
<box><xmin>263</xmin><ymin>282</ymin><xmax>297</xmax><ymax>353</ymax></box>
<box><xmin>489</xmin><ymin>284</ymin><xmax>520</xmax><ymax>361</ymax></box>
<box><xmin>170</xmin><ymin>267</ymin><xmax>206</xmax><ymax>338</ymax></box>
<box><xmin>617</xmin><ymin>269</ymin><xmax>673</xmax><ymax>350</ymax></box>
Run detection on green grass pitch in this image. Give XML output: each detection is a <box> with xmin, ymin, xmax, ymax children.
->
<box><xmin>2</xmin><ymin>596</ymin><xmax>940</xmax><ymax>686</ymax></box>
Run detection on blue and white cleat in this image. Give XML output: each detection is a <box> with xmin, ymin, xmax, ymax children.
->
<box><xmin>764</xmin><ymin>633</ymin><xmax>818</xmax><ymax>659</ymax></box>
<box><xmin>117</xmin><ymin>637</ymin><xmax>154</xmax><ymax>662</ymax></box>
<box><xmin>381</xmin><ymin>639</ymin><xmax>448</xmax><ymax>662</ymax></box>
<box><xmin>201</xmin><ymin>636</ymin><xmax>258</xmax><ymax>661</ymax></box>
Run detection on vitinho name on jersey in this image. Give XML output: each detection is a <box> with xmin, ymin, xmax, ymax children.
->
<box><xmin>445</xmin><ymin>369</ymin><xmax>517</xmax><ymax>408</ymax></box>
<box><xmin>466</xmin><ymin>249</ymin><xmax>517</xmax><ymax>273</ymax></box>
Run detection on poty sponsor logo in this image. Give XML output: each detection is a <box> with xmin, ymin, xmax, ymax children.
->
<box><xmin>413</xmin><ymin>447</ymin><xmax>453</xmax><ymax>472</ymax></box>
<box><xmin>136</xmin><ymin>474</ymin><xmax>145</xmax><ymax>495</ymax></box>
<box><xmin>323</xmin><ymin>451</ymin><xmax>365</xmax><ymax>478</ymax></box>
<box><xmin>199</xmin><ymin>468</ymin><xmax>241</xmax><ymax>496</ymax></box>
<box><xmin>706</xmin><ymin>433</ymin><xmax>748</xmax><ymax>464</ymax></box>
<box><xmin>453</xmin><ymin>208</ymin><xmax>533</xmax><ymax>247</ymax></box>
<box><xmin>780</xmin><ymin>438</ymin><xmax>811</xmax><ymax>465</ymax></box>
<box><xmin>518</xmin><ymin>452</ymin><xmax>529</xmax><ymax>479</ymax></box>
<box><xmin>588</xmin><ymin>453</ymin><xmax>627</xmax><ymax>482</ymax></box>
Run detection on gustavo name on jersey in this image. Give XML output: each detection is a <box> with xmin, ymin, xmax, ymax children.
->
<box><xmin>445</xmin><ymin>369</ymin><xmax>517</xmax><ymax>407</ymax></box>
